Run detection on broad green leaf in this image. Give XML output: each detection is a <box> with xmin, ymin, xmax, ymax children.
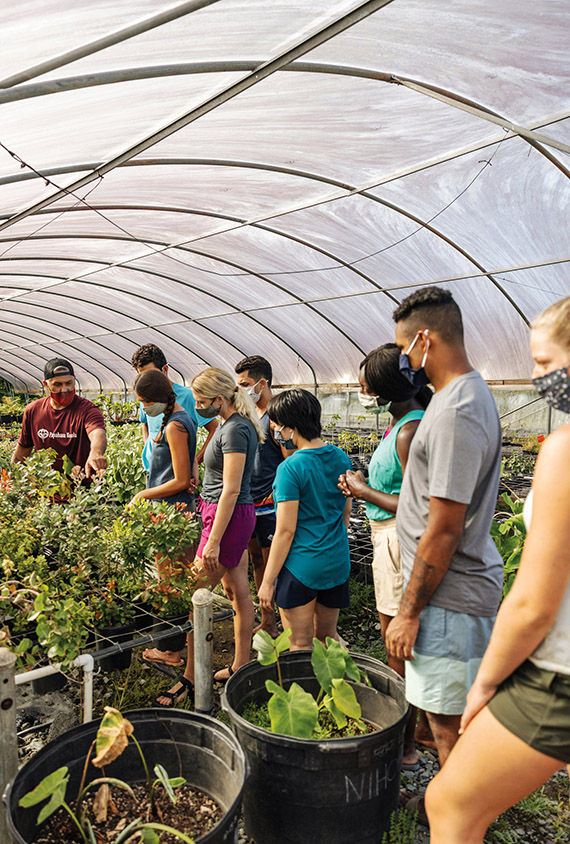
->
<box><xmin>265</xmin><ymin>678</ymin><xmax>287</xmax><ymax>698</ymax></box>
<box><xmin>37</xmin><ymin>781</ymin><xmax>67</xmax><ymax>825</ymax></box>
<box><xmin>19</xmin><ymin>766</ymin><xmax>69</xmax><ymax>808</ymax></box>
<box><xmin>311</xmin><ymin>638</ymin><xmax>346</xmax><ymax>694</ymax></box>
<box><xmin>141</xmin><ymin>828</ymin><xmax>161</xmax><ymax>844</ymax></box>
<box><xmin>93</xmin><ymin>707</ymin><xmax>133</xmax><ymax>768</ymax></box>
<box><xmin>344</xmin><ymin>654</ymin><xmax>363</xmax><ymax>684</ymax></box>
<box><xmin>62</xmin><ymin>454</ymin><xmax>75</xmax><ymax>477</ymax></box>
<box><xmin>153</xmin><ymin>764</ymin><xmax>176</xmax><ymax>804</ymax></box>
<box><xmin>253</xmin><ymin>628</ymin><xmax>291</xmax><ymax>665</ymax></box>
<box><xmin>331</xmin><ymin>679</ymin><xmax>362</xmax><ymax>720</ymax></box>
<box><xmin>169</xmin><ymin>777</ymin><xmax>186</xmax><ymax>789</ymax></box>
<box><xmin>323</xmin><ymin>693</ymin><xmax>347</xmax><ymax>729</ymax></box>
<box><xmin>267</xmin><ymin>681</ymin><xmax>318</xmax><ymax>738</ymax></box>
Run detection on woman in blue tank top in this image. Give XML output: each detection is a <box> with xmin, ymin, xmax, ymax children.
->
<box><xmin>131</xmin><ymin>369</ymin><xmax>198</xmax><ymax>669</ymax></box>
<box><xmin>338</xmin><ymin>343</ymin><xmax>431</xmax><ymax>767</ymax></box>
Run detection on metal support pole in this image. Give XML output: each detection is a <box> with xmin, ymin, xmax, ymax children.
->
<box><xmin>0</xmin><ymin>648</ymin><xmax>17</xmax><ymax>844</ymax></box>
<box><xmin>192</xmin><ymin>589</ymin><xmax>214</xmax><ymax>713</ymax></box>
<box><xmin>547</xmin><ymin>404</ymin><xmax>553</xmax><ymax>435</ymax></box>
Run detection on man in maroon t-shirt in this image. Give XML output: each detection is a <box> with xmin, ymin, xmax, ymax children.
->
<box><xmin>12</xmin><ymin>358</ymin><xmax>107</xmax><ymax>477</ymax></box>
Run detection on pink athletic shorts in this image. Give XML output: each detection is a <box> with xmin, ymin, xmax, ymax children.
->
<box><xmin>196</xmin><ymin>498</ymin><xmax>256</xmax><ymax>568</ymax></box>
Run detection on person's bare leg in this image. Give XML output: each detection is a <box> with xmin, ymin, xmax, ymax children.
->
<box><xmin>426</xmin><ymin>706</ymin><xmax>562</xmax><ymax>844</ymax></box>
<box><xmin>250</xmin><ymin>539</ymin><xmax>279</xmax><ymax>637</ymax></box>
<box><xmin>217</xmin><ymin>549</ymin><xmax>255</xmax><ymax>677</ymax></box>
<box><xmin>155</xmin><ymin>558</ymin><xmax>218</xmax><ymax>705</ymax></box>
<box><xmin>426</xmin><ymin>711</ymin><xmax>462</xmax><ymax>767</ymax></box>
<box><xmin>143</xmin><ymin>542</ymin><xmax>198</xmax><ymax>666</ymax></box>
<box><xmin>313</xmin><ymin>603</ymin><xmax>340</xmax><ymax>643</ymax></box>
<box><xmin>280</xmin><ymin>601</ymin><xmax>317</xmax><ymax>650</ymax></box>
<box><xmin>415</xmin><ymin>708</ymin><xmax>436</xmax><ymax>748</ymax></box>
<box><xmin>378</xmin><ymin>611</ymin><xmax>418</xmax><ymax>766</ymax></box>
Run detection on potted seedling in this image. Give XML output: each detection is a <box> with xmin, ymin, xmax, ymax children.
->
<box><xmin>6</xmin><ymin>707</ymin><xmax>247</xmax><ymax>844</ymax></box>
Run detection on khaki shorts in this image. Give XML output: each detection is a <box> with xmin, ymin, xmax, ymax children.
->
<box><xmin>488</xmin><ymin>659</ymin><xmax>570</xmax><ymax>763</ymax></box>
<box><xmin>369</xmin><ymin>518</ymin><xmax>403</xmax><ymax>616</ymax></box>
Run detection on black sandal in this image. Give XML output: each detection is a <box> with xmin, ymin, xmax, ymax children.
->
<box><xmin>155</xmin><ymin>676</ymin><xmax>195</xmax><ymax>708</ymax></box>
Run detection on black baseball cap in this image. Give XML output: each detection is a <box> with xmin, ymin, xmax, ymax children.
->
<box><xmin>43</xmin><ymin>358</ymin><xmax>75</xmax><ymax>380</ymax></box>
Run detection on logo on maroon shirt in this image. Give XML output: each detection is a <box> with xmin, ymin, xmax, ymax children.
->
<box><xmin>38</xmin><ymin>429</ymin><xmax>49</xmax><ymax>440</ymax></box>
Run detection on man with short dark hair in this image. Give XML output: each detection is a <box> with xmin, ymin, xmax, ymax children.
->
<box><xmin>235</xmin><ymin>355</ymin><xmax>294</xmax><ymax>636</ymax></box>
<box><xmin>13</xmin><ymin>358</ymin><xmax>107</xmax><ymax>477</ymax></box>
<box><xmin>131</xmin><ymin>343</ymin><xmax>217</xmax><ymax>469</ymax></box>
<box><xmin>386</xmin><ymin>287</ymin><xmax>503</xmax><ymax>787</ymax></box>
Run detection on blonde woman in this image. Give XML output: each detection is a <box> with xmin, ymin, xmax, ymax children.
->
<box><xmin>426</xmin><ymin>297</ymin><xmax>570</xmax><ymax>842</ymax></box>
<box><xmin>156</xmin><ymin>367</ymin><xmax>263</xmax><ymax>707</ymax></box>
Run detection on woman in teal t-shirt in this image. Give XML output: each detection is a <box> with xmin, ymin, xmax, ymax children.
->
<box><xmin>338</xmin><ymin>343</ymin><xmax>431</xmax><ymax>765</ymax></box>
<box><xmin>258</xmin><ymin>389</ymin><xmax>352</xmax><ymax>650</ymax></box>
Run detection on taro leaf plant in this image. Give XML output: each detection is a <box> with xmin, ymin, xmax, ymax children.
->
<box><xmin>253</xmin><ymin>629</ymin><xmax>371</xmax><ymax>739</ymax></box>
<box><xmin>19</xmin><ymin>707</ymin><xmax>195</xmax><ymax>844</ymax></box>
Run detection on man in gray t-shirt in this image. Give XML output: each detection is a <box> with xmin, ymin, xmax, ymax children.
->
<box><xmin>385</xmin><ymin>287</ymin><xmax>503</xmax><ymax>776</ymax></box>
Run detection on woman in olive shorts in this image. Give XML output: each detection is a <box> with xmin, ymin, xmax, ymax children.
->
<box><xmin>426</xmin><ymin>296</ymin><xmax>570</xmax><ymax>843</ymax></box>
<box><xmin>156</xmin><ymin>367</ymin><xmax>263</xmax><ymax>707</ymax></box>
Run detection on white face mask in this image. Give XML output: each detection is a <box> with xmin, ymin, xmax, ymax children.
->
<box><xmin>247</xmin><ymin>380</ymin><xmax>262</xmax><ymax>403</ymax></box>
<box><xmin>358</xmin><ymin>392</ymin><xmax>378</xmax><ymax>409</ymax></box>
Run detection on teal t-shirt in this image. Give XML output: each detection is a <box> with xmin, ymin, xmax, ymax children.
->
<box><xmin>139</xmin><ymin>382</ymin><xmax>209</xmax><ymax>471</ymax></box>
<box><xmin>366</xmin><ymin>410</ymin><xmax>424</xmax><ymax>522</ymax></box>
<box><xmin>273</xmin><ymin>443</ymin><xmax>352</xmax><ymax>590</ymax></box>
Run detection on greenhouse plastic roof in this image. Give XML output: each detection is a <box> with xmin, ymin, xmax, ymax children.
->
<box><xmin>0</xmin><ymin>0</ymin><xmax>568</xmax><ymax>393</ymax></box>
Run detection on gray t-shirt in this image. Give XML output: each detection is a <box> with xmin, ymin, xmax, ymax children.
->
<box><xmin>200</xmin><ymin>413</ymin><xmax>258</xmax><ymax>504</ymax></box>
<box><xmin>396</xmin><ymin>371</ymin><xmax>503</xmax><ymax>617</ymax></box>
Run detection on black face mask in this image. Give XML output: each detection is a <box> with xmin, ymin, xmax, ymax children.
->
<box><xmin>197</xmin><ymin>398</ymin><xmax>221</xmax><ymax>418</ymax></box>
<box><xmin>274</xmin><ymin>428</ymin><xmax>296</xmax><ymax>450</ymax></box>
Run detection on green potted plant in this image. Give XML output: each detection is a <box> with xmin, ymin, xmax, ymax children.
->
<box><xmin>6</xmin><ymin>707</ymin><xmax>247</xmax><ymax>844</ymax></box>
<box><xmin>221</xmin><ymin>633</ymin><xmax>408</xmax><ymax>844</ymax></box>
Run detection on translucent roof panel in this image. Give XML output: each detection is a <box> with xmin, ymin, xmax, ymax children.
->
<box><xmin>0</xmin><ymin>0</ymin><xmax>568</xmax><ymax>391</ymax></box>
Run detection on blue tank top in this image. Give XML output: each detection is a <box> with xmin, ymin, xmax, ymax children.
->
<box><xmin>366</xmin><ymin>410</ymin><xmax>424</xmax><ymax>522</ymax></box>
<box><xmin>147</xmin><ymin>409</ymin><xmax>197</xmax><ymax>507</ymax></box>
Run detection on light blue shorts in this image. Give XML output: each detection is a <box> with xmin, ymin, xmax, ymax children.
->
<box><xmin>405</xmin><ymin>605</ymin><xmax>494</xmax><ymax>715</ymax></box>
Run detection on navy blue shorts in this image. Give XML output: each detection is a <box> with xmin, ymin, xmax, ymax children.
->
<box><xmin>251</xmin><ymin>511</ymin><xmax>276</xmax><ymax>549</ymax></box>
<box><xmin>275</xmin><ymin>567</ymin><xmax>350</xmax><ymax>610</ymax></box>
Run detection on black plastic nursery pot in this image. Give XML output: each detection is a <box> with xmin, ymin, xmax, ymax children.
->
<box><xmin>31</xmin><ymin>671</ymin><xmax>67</xmax><ymax>695</ymax></box>
<box><xmin>221</xmin><ymin>651</ymin><xmax>408</xmax><ymax>844</ymax></box>
<box><xmin>94</xmin><ymin>620</ymin><xmax>136</xmax><ymax>671</ymax></box>
<box><xmin>5</xmin><ymin>708</ymin><xmax>247</xmax><ymax>844</ymax></box>
<box><xmin>151</xmin><ymin>611</ymin><xmax>190</xmax><ymax>652</ymax></box>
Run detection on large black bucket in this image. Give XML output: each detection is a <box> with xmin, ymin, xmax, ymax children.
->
<box><xmin>5</xmin><ymin>708</ymin><xmax>247</xmax><ymax>844</ymax></box>
<box><xmin>222</xmin><ymin>651</ymin><xmax>408</xmax><ymax>844</ymax></box>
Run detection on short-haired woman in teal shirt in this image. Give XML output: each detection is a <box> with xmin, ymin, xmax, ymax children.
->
<box><xmin>258</xmin><ymin>389</ymin><xmax>352</xmax><ymax>649</ymax></box>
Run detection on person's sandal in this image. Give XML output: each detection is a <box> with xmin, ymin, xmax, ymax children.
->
<box><xmin>155</xmin><ymin>676</ymin><xmax>195</xmax><ymax>708</ymax></box>
<box><xmin>213</xmin><ymin>665</ymin><xmax>234</xmax><ymax>683</ymax></box>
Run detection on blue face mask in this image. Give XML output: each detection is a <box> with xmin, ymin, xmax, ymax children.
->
<box><xmin>399</xmin><ymin>332</ymin><xmax>431</xmax><ymax>388</ymax></box>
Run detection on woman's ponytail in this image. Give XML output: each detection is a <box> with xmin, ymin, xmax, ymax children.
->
<box><xmin>233</xmin><ymin>385</ymin><xmax>264</xmax><ymax>442</ymax></box>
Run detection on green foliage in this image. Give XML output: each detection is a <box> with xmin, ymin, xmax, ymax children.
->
<box><xmin>253</xmin><ymin>631</ymin><xmax>370</xmax><ymax>738</ymax></box>
<box><xmin>0</xmin><ymin>394</ymin><xmax>27</xmax><ymax>418</ymax></box>
<box><xmin>380</xmin><ymin>808</ymin><xmax>419</xmax><ymax>844</ymax></box>
<box><xmin>103</xmin><ymin>425</ymin><xmax>146</xmax><ymax>504</ymax></box>
<box><xmin>94</xmin><ymin>393</ymin><xmax>139</xmax><ymax>424</ymax></box>
<box><xmin>491</xmin><ymin>491</ymin><xmax>526</xmax><ymax>598</ymax></box>
<box><xmin>19</xmin><ymin>709</ymin><xmax>194</xmax><ymax>843</ymax></box>
<box><xmin>504</xmin><ymin>450</ymin><xmax>536</xmax><ymax>476</ymax></box>
<box><xmin>266</xmin><ymin>679</ymin><xmax>319</xmax><ymax>738</ymax></box>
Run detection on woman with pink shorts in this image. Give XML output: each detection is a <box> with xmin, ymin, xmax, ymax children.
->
<box><xmin>156</xmin><ymin>367</ymin><xmax>263</xmax><ymax>707</ymax></box>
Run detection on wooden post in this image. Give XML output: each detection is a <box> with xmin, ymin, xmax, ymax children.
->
<box><xmin>0</xmin><ymin>648</ymin><xmax>17</xmax><ymax>843</ymax></box>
